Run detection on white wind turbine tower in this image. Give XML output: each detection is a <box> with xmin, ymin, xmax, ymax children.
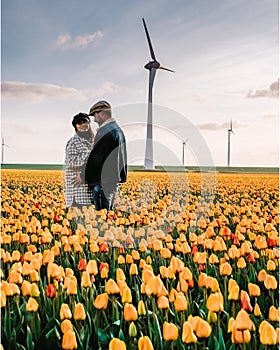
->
<box><xmin>182</xmin><ymin>139</ymin><xmax>188</xmax><ymax>166</ymax></box>
<box><xmin>142</xmin><ymin>18</ymin><xmax>175</xmax><ymax>169</ymax></box>
<box><xmin>227</xmin><ymin>120</ymin><xmax>234</xmax><ymax>167</ymax></box>
<box><xmin>1</xmin><ymin>137</ymin><xmax>9</xmax><ymax>165</ymax></box>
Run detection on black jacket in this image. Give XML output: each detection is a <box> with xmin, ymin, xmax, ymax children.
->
<box><xmin>85</xmin><ymin>120</ymin><xmax>127</xmax><ymax>186</ymax></box>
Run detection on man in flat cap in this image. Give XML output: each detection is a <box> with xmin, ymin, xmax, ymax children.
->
<box><xmin>65</xmin><ymin>112</ymin><xmax>94</xmax><ymax>208</ymax></box>
<box><xmin>85</xmin><ymin>100</ymin><xmax>127</xmax><ymax>211</ymax></box>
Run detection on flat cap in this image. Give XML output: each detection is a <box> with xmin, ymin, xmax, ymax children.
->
<box><xmin>72</xmin><ymin>112</ymin><xmax>90</xmax><ymax>127</ymax></box>
<box><xmin>89</xmin><ymin>100</ymin><xmax>111</xmax><ymax>115</ymax></box>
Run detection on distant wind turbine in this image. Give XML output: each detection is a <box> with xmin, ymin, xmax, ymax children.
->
<box><xmin>142</xmin><ymin>18</ymin><xmax>175</xmax><ymax>170</ymax></box>
<box><xmin>1</xmin><ymin>137</ymin><xmax>9</xmax><ymax>164</ymax></box>
<box><xmin>182</xmin><ymin>139</ymin><xmax>188</xmax><ymax>166</ymax></box>
<box><xmin>227</xmin><ymin>120</ymin><xmax>234</xmax><ymax>167</ymax></box>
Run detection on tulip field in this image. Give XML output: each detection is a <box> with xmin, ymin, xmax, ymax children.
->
<box><xmin>1</xmin><ymin>169</ymin><xmax>279</xmax><ymax>350</ymax></box>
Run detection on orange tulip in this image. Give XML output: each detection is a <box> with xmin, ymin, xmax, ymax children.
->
<box><xmin>62</xmin><ymin>330</ymin><xmax>78</xmax><ymax>350</ymax></box>
<box><xmin>264</xmin><ymin>274</ymin><xmax>278</xmax><ymax>290</ymax></box>
<box><xmin>268</xmin><ymin>306</ymin><xmax>280</xmax><ymax>322</ymax></box>
<box><xmin>93</xmin><ymin>293</ymin><xmax>108</xmax><ymax>310</ymax></box>
<box><xmin>8</xmin><ymin>270</ymin><xmax>23</xmax><ymax>284</ymax></box>
<box><xmin>130</xmin><ymin>263</ymin><xmax>138</xmax><ymax>276</ymax></box>
<box><xmin>174</xmin><ymin>294</ymin><xmax>188</xmax><ymax>312</ymax></box>
<box><xmin>248</xmin><ymin>283</ymin><xmax>260</xmax><ymax>297</ymax></box>
<box><xmin>194</xmin><ymin>317</ymin><xmax>212</xmax><ymax>338</ymax></box>
<box><xmin>109</xmin><ymin>338</ymin><xmax>126</xmax><ymax>350</ymax></box>
<box><xmin>61</xmin><ymin>319</ymin><xmax>73</xmax><ymax>334</ymax></box>
<box><xmin>259</xmin><ymin>321</ymin><xmax>277</xmax><ymax>345</ymax></box>
<box><xmin>73</xmin><ymin>303</ymin><xmax>86</xmax><ymax>321</ymax></box>
<box><xmin>86</xmin><ymin>260</ymin><xmax>98</xmax><ymax>275</ymax></box>
<box><xmin>138</xmin><ymin>336</ymin><xmax>154</xmax><ymax>350</ymax></box>
<box><xmin>22</xmin><ymin>280</ymin><xmax>32</xmax><ymax>296</ymax></box>
<box><xmin>220</xmin><ymin>262</ymin><xmax>232</xmax><ymax>276</ymax></box>
<box><xmin>157</xmin><ymin>296</ymin><xmax>169</xmax><ymax>309</ymax></box>
<box><xmin>124</xmin><ymin>303</ymin><xmax>138</xmax><ymax>321</ymax></box>
<box><xmin>163</xmin><ymin>321</ymin><xmax>179</xmax><ymax>341</ymax></box>
<box><xmin>116</xmin><ymin>268</ymin><xmax>126</xmax><ymax>281</ymax></box>
<box><xmin>206</xmin><ymin>292</ymin><xmax>224</xmax><ymax>312</ymax></box>
<box><xmin>182</xmin><ymin>321</ymin><xmax>197</xmax><ymax>344</ymax></box>
<box><xmin>81</xmin><ymin>271</ymin><xmax>92</xmax><ymax>288</ymax></box>
<box><xmin>60</xmin><ymin>303</ymin><xmax>72</xmax><ymax>320</ymax></box>
<box><xmin>235</xmin><ymin>309</ymin><xmax>253</xmax><ymax>330</ymax></box>
<box><xmin>254</xmin><ymin>303</ymin><xmax>261</xmax><ymax>317</ymax></box>
<box><xmin>105</xmin><ymin>279</ymin><xmax>120</xmax><ymax>295</ymax></box>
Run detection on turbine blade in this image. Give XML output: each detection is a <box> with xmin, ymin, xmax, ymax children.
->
<box><xmin>142</xmin><ymin>18</ymin><xmax>157</xmax><ymax>61</ymax></box>
<box><xmin>159</xmin><ymin>66</ymin><xmax>175</xmax><ymax>73</ymax></box>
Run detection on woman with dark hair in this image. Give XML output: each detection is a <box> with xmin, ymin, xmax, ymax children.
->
<box><xmin>65</xmin><ymin>112</ymin><xmax>94</xmax><ymax>208</ymax></box>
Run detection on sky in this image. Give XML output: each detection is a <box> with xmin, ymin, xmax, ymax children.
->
<box><xmin>1</xmin><ymin>0</ymin><xmax>279</xmax><ymax>167</ymax></box>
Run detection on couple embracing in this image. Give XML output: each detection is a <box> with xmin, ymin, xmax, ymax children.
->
<box><xmin>65</xmin><ymin>100</ymin><xmax>127</xmax><ymax>211</ymax></box>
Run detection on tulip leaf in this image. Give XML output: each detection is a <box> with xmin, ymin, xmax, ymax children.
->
<box><xmin>218</xmin><ymin>329</ymin><xmax>226</xmax><ymax>350</ymax></box>
<box><xmin>4</xmin><ymin>309</ymin><xmax>11</xmax><ymax>339</ymax></box>
<box><xmin>45</xmin><ymin>326</ymin><xmax>61</xmax><ymax>340</ymax></box>
<box><xmin>208</xmin><ymin>333</ymin><xmax>220</xmax><ymax>350</ymax></box>
<box><xmin>153</xmin><ymin>313</ymin><xmax>163</xmax><ymax>350</ymax></box>
<box><xmin>97</xmin><ymin>328</ymin><xmax>111</xmax><ymax>345</ymax></box>
<box><xmin>26</xmin><ymin>325</ymin><xmax>35</xmax><ymax>350</ymax></box>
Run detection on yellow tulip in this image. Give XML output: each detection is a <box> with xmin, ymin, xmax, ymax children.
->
<box><xmin>163</xmin><ymin>321</ymin><xmax>179</xmax><ymax>341</ymax></box>
<box><xmin>129</xmin><ymin>321</ymin><xmax>137</xmax><ymax>337</ymax></box>
<box><xmin>62</xmin><ymin>330</ymin><xmax>78</xmax><ymax>350</ymax></box>
<box><xmin>30</xmin><ymin>283</ymin><xmax>40</xmax><ymax>297</ymax></box>
<box><xmin>93</xmin><ymin>293</ymin><xmax>108</xmax><ymax>310</ymax></box>
<box><xmin>26</xmin><ymin>297</ymin><xmax>38</xmax><ymax>312</ymax></box>
<box><xmin>121</xmin><ymin>286</ymin><xmax>132</xmax><ymax>304</ymax></box>
<box><xmin>137</xmin><ymin>300</ymin><xmax>146</xmax><ymax>316</ymax></box>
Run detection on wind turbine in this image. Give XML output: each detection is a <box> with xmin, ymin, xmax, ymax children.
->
<box><xmin>1</xmin><ymin>137</ymin><xmax>9</xmax><ymax>164</ymax></box>
<box><xmin>142</xmin><ymin>18</ymin><xmax>175</xmax><ymax>169</ymax></box>
<box><xmin>227</xmin><ymin>120</ymin><xmax>234</xmax><ymax>167</ymax></box>
<box><xmin>182</xmin><ymin>139</ymin><xmax>188</xmax><ymax>166</ymax></box>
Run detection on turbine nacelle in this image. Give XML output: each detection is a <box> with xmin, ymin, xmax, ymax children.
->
<box><xmin>144</xmin><ymin>61</ymin><xmax>160</xmax><ymax>70</ymax></box>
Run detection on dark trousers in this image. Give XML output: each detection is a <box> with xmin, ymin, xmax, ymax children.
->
<box><xmin>92</xmin><ymin>183</ymin><xmax>118</xmax><ymax>211</ymax></box>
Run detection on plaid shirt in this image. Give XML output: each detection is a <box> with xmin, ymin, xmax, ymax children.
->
<box><xmin>65</xmin><ymin>133</ymin><xmax>93</xmax><ymax>207</ymax></box>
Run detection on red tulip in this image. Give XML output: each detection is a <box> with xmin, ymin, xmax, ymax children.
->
<box><xmin>78</xmin><ymin>258</ymin><xmax>87</xmax><ymax>271</ymax></box>
<box><xmin>100</xmin><ymin>243</ymin><xmax>109</xmax><ymax>253</ymax></box>
<box><xmin>46</xmin><ymin>284</ymin><xmax>57</xmax><ymax>298</ymax></box>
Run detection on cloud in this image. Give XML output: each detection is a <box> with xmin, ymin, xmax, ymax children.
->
<box><xmin>247</xmin><ymin>79</ymin><xmax>279</xmax><ymax>98</ymax></box>
<box><xmin>1</xmin><ymin>81</ymin><xmax>121</xmax><ymax>104</ymax></box>
<box><xmin>55</xmin><ymin>31</ymin><xmax>104</xmax><ymax>50</ymax></box>
<box><xmin>197</xmin><ymin>121</ymin><xmax>248</xmax><ymax>130</ymax></box>
<box><xmin>262</xmin><ymin>114</ymin><xmax>278</xmax><ymax>119</ymax></box>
